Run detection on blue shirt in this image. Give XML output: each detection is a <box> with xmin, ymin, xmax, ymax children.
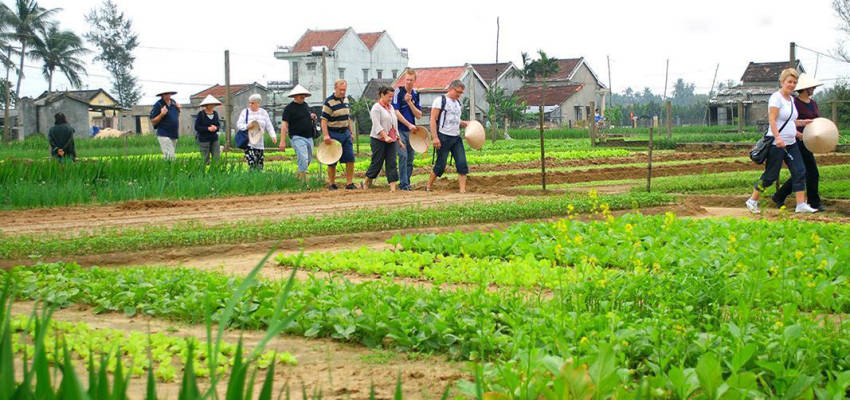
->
<box><xmin>150</xmin><ymin>99</ymin><xmax>180</xmax><ymax>139</ymax></box>
<box><xmin>392</xmin><ymin>87</ymin><xmax>420</xmax><ymax>132</ymax></box>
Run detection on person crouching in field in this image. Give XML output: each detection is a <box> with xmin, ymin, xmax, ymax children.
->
<box><xmin>426</xmin><ymin>80</ymin><xmax>470</xmax><ymax>193</ymax></box>
<box><xmin>363</xmin><ymin>86</ymin><xmax>403</xmax><ymax>191</ymax></box>
<box><xmin>280</xmin><ymin>85</ymin><xmax>317</xmax><ymax>182</ymax></box>
<box><xmin>745</xmin><ymin>68</ymin><xmax>817</xmax><ymax>214</ymax></box>
<box><xmin>237</xmin><ymin>94</ymin><xmax>277</xmax><ymax>171</ymax></box>
<box><xmin>194</xmin><ymin>95</ymin><xmax>222</xmax><ymax>165</ymax></box>
<box><xmin>48</xmin><ymin>112</ymin><xmax>75</xmax><ymax>162</ymax></box>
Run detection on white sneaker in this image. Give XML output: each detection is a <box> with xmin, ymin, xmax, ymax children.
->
<box><xmin>795</xmin><ymin>203</ymin><xmax>818</xmax><ymax>213</ymax></box>
<box><xmin>745</xmin><ymin>199</ymin><xmax>760</xmax><ymax>214</ymax></box>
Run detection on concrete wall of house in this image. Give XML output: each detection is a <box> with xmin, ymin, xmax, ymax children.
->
<box><xmin>561</xmin><ymin>87</ymin><xmax>602</xmax><ymax>127</ymax></box>
<box><xmin>116</xmin><ymin>105</ymin><xmax>153</xmax><ymax>135</ymax></box>
<box><xmin>571</xmin><ymin>64</ymin><xmax>601</xmax><ymax>88</ymax></box>
<box><xmin>279</xmin><ymin>33</ymin><xmax>408</xmax><ymax>106</ymax></box>
<box><xmin>369</xmin><ymin>36</ymin><xmax>408</xmax><ymax>86</ymax></box>
<box><xmin>495</xmin><ymin>73</ymin><xmax>523</xmax><ymax>95</ymax></box>
<box><xmin>21</xmin><ymin>98</ymin><xmax>90</xmax><ymax>138</ymax></box>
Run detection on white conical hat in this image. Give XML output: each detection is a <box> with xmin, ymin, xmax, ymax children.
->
<box><xmin>409</xmin><ymin>126</ymin><xmax>429</xmax><ymax>153</ymax></box>
<box><xmin>803</xmin><ymin>117</ymin><xmax>839</xmax><ymax>153</ymax></box>
<box><xmin>796</xmin><ymin>73</ymin><xmax>823</xmax><ymax>91</ymax></box>
<box><xmin>199</xmin><ymin>95</ymin><xmax>221</xmax><ymax>106</ymax></box>
<box><xmin>317</xmin><ymin>140</ymin><xmax>343</xmax><ymax>165</ymax></box>
<box><xmin>464</xmin><ymin>120</ymin><xmax>485</xmax><ymax>150</ymax></box>
<box><xmin>287</xmin><ymin>84</ymin><xmax>312</xmax><ymax>98</ymax></box>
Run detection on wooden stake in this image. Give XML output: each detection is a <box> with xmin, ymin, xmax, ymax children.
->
<box><xmin>647</xmin><ymin>126</ymin><xmax>653</xmax><ymax>192</ymax></box>
<box><xmin>737</xmin><ymin>101</ymin><xmax>744</xmax><ymax>133</ymax></box>
<box><xmin>665</xmin><ymin>100</ymin><xmax>672</xmax><ymax>139</ymax></box>
<box><xmin>224</xmin><ymin>50</ymin><xmax>232</xmax><ymax>149</ymax></box>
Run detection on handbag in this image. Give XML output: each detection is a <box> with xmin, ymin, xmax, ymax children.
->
<box><xmin>235</xmin><ymin>109</ymin><xmax>250</xmax><ymax>150</ymax></box>
<box><xmin>749</xmin><ymin>106</ymin><xmax>793</xmax><ymax>164</ymax></box>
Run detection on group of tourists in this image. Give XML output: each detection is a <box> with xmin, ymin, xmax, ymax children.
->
<box><xmin>745</xmin><ymin>69</ymin><xmax>825</xmax><ymax>214</ymax></box>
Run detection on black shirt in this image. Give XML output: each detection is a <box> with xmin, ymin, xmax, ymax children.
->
<box><xmin>282</xmin><ymin>101</ymin><xmax>315</xmax><ymax>139</ymax></box>
<box><xmin>48</xmin><ymin>123</ymin><xmax>76</xmax><ymax>160</ymax></box>
<box><xmin>194</xmin><ymin>110</ymin><xmax>221</xmax><ymax>142</ymax></box>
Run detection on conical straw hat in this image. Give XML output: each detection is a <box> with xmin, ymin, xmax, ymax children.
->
<box><xmin>287</xmin><ymin>84</ymin><xmax>312</xmax><ymax>98</ymax></box>
<box><xmin>409</xmin><ymin>126</ymin><xmax>429</xmax><ymax>153</ymax></box>
<box><xmin>317</xmin><ymin>140</ymin><xmax>343</xmax><ymax>164</ymax></box>
<box><xmin>802</xmin><ymin>117</ymin><xmax>839</xmax><ymax>153</ymax></box>
<box><xmin>199</xmin><ymin>95</ymin><xmax>221</xmax><ymax>106</ymax></box>
<box><xmin>796</xmin><ymin>73</ymin><xmax>823</xmax><ymax>91</ymax></box>
<box><xmin>464</xmin><ymin>120</ymin><xmax>485</xmax><ymax>150</ymax></box>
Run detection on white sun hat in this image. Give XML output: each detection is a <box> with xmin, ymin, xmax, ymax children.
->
<box><xmin>199</xmin><ymin>95</ymin><xmax>221</xmax><ymax>106</ymax></box>
<box><xmin>795</xmin><ymin>73</ymin><xmax>823</xmax><ymax>92</ymax></box>
<box><xmin>317</xmin><ymin>140</ymin><xmax>343</xmax><ymax>165</ymax></box>
<box><xmin>287</xmin><ymin>84</ymin><xmax>312</xmax><ymax>98</ymax></box>
<box><xmin>464</xmin><ymin>120</ymin><xmax>486</xmax><ymax>150</ymax></box>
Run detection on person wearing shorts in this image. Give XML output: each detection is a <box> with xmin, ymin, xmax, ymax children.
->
<box><xmin>425</xmin><ymin>80</ymin><xmax>470</xmax><ymax>193</ymax></box>
<box><xmin>280</xmin><ymin>84</ymin><xmax>316</xmax><ymax>182</ymax></box>
<box><xmin>321</xmin><ymin>79</ymin><xmax>356</xmax><ymax>190</ymax></box>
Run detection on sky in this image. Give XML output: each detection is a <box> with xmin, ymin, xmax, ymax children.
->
<box><xmin>8</xmin><ymin>0</ymin><xmax>850</xmax><ymax>104</ymax></box>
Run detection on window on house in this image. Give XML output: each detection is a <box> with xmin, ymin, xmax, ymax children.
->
<box><xmin>392</xmin><ymin>70</ymin><xmax>398</xmax><ymax>79</ymax></box>
<box><xmin>362</xmin><ymin>69</ymin><xmax>369</xmax><ymax>82</ymax></box>
<box><xmin>307</xmin><ymin>62</ymin><xmax>316</xmax><ymax>71</ymax></box>
<box><xmin>575</xmin><ymin>106</ymin><xmax>583</xmax><ymax>121</ymax></box>
<box><xmin>377</xmin><ymin>69</ymin><xmax>383</xmax><ymax>79</ymax></box>
<box><xmin>291</xmin><ymin>62</ymin><xmax>299</xmax><ymax>84</ymax></box>
<box><xmin>338</xmin><ymin>68</ymin><xmax>345</xmax><ymax>79</ymax></box>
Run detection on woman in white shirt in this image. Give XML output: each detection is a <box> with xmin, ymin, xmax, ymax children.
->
<box><xmin>236</xmin><ymin>94</ymin><xmax>277</xmax><ymax>170</ymax></box>
<box><xmin>363</xmin><ymin>86</ymin><xmax>405</xmax><ymax>191</ymax></box>
<box><xmin>745</xmin><ymin>69</ymin><xmax>816</xmax><ymax>214</ymax></box>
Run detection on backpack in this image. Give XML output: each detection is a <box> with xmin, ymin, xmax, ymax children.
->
<box><xmin>234</xmin><ymin>109</ymin><xmax>250</xmax><ymax>150</ymax></box>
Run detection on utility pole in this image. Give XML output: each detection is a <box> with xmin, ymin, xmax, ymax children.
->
<box><xmin>607</xmin><ymin>55</ymin><xmax>613</xmax><ymax>107</ymax></box>
<box><xmin>662</xmin><ymin>59</ymin><xmax>669</xmax><ymax>135</ymax></box>
<box><xmin>224</xmin><ymin>50</ymin><xmax>232</xmax><ymax>149</ymax></box>
<box><xmin>322</xmin><ymin>48</ymin><xmax>327</xmax><ymax>101</ymax></box>
<box><xmin>491</xmin><ymin>17</ymin><xmax>500</xmax><ymax>144</ymax></box>
<box><xmin>495</xmin><ymin>17</ymin><xmax>500</xmax><ymax>63</ymax></box>
<box><xmin>705</xmin><ymin>63</ymin><xmax>719</xmax><ymax>126</ymax></box>
<box><xmin>467</xmin><ymin>65</ymin><xmax>475</xmax><ymax>121</ymax></box>
<box><xmin>4</xmin><ymin>46</ymin><xmax>11</xmax><ymax>143</ymax></box>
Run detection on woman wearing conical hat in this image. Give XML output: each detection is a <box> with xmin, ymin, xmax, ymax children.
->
<box><xmin>195</xmin><ymin>95</ymin><xmax>222</xmax><ymax>164</ymax></box>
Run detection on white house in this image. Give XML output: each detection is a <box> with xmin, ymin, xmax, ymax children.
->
<box><xmin>471</xmin><ymin>62</ymin><xmax>522</xmax><ymax>95</ymax></box>
<box><xmin>514</xmin><ymin>57</ymin><xmax>608</xmax><ymax>126</ymax></box>
<box><xmin>274</xmin><ymin>28</ymin><xmax>408</xmax><ymax>106</ymax></box>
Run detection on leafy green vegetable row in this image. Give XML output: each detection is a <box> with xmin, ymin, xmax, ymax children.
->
<box><xmin>5</xmin><ymin>260</ymin><xmax>849</xmax><ymax>396</ymax></box>
<box><xmin>0</xmin><ymin>192</ymin><xmax>674</xmax><ymax>259</ymax></box>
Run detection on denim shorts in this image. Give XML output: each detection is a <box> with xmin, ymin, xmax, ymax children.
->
<box><xmin>290</xmin><ymin>135</ymin><xmax>313</xmax><ymax>172</ymax></box>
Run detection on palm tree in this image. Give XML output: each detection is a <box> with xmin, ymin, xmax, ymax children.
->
<box><xmin>1</xmin><ymin>0</ymin><xmax>59</xmax><ymax>101</ymax></box>
<box><xmin>512</xmin><ymin>50</ymin><xmax>559</xmax><ymax>189</ymax></box>
<box><xmin>30</xmin><ymin>25</ymin><xmax>87</xmax><ymax>91</ymax></box>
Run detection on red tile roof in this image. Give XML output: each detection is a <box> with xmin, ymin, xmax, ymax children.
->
<box><xmin>471</xmin><ymin>63</ymin><xmax>512</xmax><ymax>85</ymax></box>
<box><xmin>392</xmin><ymin>66</ymin><xmax>467</xmax><ymax>93</ymax></box>
<box><xmin>358</xmin><ymin>32</ymin><xmax>383</xmax><ymax>50</ymax></box>
<box><xmin>541</xmin><ymin>58</ymin><xmax>582</xmax><ymax>82</ymax></box>
<box><xmin>190</xmin><ymin>84</ymin><xmax>253</xmax><ymax>100</ymax></box>
<box><xmin>514</xmin><ymin>84</ymin><xmax>583</xmax><ymax>106</ymax></box>
<box><xmin>292</xmin><ymin>29</ymin><xmax>349</xmax><ymax>53</ymax></box>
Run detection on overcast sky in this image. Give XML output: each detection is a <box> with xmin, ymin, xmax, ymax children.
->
<box><xmin>9</xmin><ymin>0</ymin><xmax>850</xmax><ymax>104</ymax></box>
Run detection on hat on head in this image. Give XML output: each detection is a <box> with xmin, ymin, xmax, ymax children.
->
<box><xmin>199</xmin><ymin>95</ymin><xmax>221</xmax><ymax>106</ymax></box>
<box><xmin>156</xmin><ymin>90</ymin><xmax>177</xmax><ymax>97</ymax></box>
<box><xmin>464</xmin><ymin>120</ymin><xmax>485</xmax><ymax>150</ymax></box>
<box><xmin>287</xmin><ymin>84</ymin><xmax>311</xmax><ymax>98</ymax></box>
<box><xmin>317</xmin><ymin>140</ymin><xmax>343</xmax><ymax>165</ymax></box>
<box><xmin>803</xmin><ymin>117</ymin><xmax>839</xmax><ymax>153</ymax></box>
<box><xmin>796</xmin><ymin>73</ymin><xmax>823</xmax><ymax>91</ymax></box>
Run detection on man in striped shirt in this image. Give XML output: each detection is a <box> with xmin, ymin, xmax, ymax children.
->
<box><xmin>321</xmin><ymin>80</ymin><xmax>357</xmax><ymax>190</ymax></box>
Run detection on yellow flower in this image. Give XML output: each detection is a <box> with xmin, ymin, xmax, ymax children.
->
<box><xmin>574</xmin><ymin>235</ymin><xmax>583</xmax><ymax>245</ymax></box>
<box><xmin>728</xmin><ymin>234</ymin><xmax>736</xmax><ymax>243</ymax></box>
<box><xmin>795</xmin><ymin>250</ymin><xmax>804</xmax><ymax>261</ymax></box>
<box><xmin>774</xmin><ymin>321</ymin><xmax>784</xmax><ymax>329</ymax></box>
<box><xmin>568</xmin><ymin>204</ymin><xmax>575</xmax><ymax>213</ymax></box>
<box><xmin>806</xmin><ymin>281</ymin><xmax>816</xmax><ymax>288</ymax></box>
<box><xmin>624</xmin><ymin>223</ymin><xmax>634</xmax><ymax>233</ymax></box>
<box><xmin>580</xmin><ymin>336</ymin><xmax>588</xmax><ymax>344</ymax></box>
<box><xmin>598</xmin><ymin>278</ymin><xmax>608</xmax><ymax>288</ymax></box>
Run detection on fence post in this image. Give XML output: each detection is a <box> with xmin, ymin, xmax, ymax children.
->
<box><xmin>738</xmin><ymin>101</ymin><xmax>744</xmax><ymax>134</ymax></box>
<box><xmin>665</xmin><ymin>100</ymin><xmax>672</xmax><ymax>139</ymax></box>
<box><xmin>589</xmin><ymin>101</ymin><xmax>596</xmax><ymax>146</ymax></box>
<box><xmin>647</xmin><ymin>126</ymin><xmax>653</xmax><ymax>192</ymax></box>
<box><xmin>833</xmin><ymin>102</ymin><xmax>839</xmax><ymax>124</ymax></box>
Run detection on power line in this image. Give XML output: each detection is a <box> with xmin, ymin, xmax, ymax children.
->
<box><xmin>20</xmin><ymin>63</ymin><xmax>214</xmax><ymax>87</ymax></box>
<box><xmin>795</xmin><ymin>44</ymin><xmax>850</xmax><ymax>64</ymax></box>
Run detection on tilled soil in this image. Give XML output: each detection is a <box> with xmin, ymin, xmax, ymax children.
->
<box><xmin>9</xmin><ymin>302</ymin><xmax>465</xmax><ymax>400</ymax></box>
<box><xmin>0</xmin><ymin>190</ymin><xmax>506</xmax><ymax>235</ymax></box>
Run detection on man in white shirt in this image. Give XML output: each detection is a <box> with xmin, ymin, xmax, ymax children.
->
<box><xmin>426</xmin><ymin>80</ymin><xmax>470</xmax><ymax>193</ymax></box>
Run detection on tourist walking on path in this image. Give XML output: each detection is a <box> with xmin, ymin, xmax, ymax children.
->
<box><xmin>236</xmin><ymin>94</ymin><xmax>277</xmax><ymax>171</ymax></box>
<box><xmin>321</xmin><ymin>80</ymin><xmax>356</xmax><ymax>190</ymax></box>
<box><xmin>745</xmin><ymin>69</ymin><xmax>816</xmax><ymax>214</ymax></box>
<box><xmin>280</xmin><ymin>84</ymin><xmax>317</xmax><ymax>182</ymax></box>
<box><xmin>364</xmin><ymin>86</ymin><xmax>403</xmax><ymax>191</ymax></box>
<box><xmin>772</xmin><ymin>73</ymin><xmax>824</xmax><ymax>211</ymax></box>
<box><xmin>150</xmin><ymin>90</ymin><xmax>181</xmax><ymax>160</ymax></box>
<box><xmin>393</xmin><ymin>69</ymin><xmax>421</xmax><ymax>190</ymax></box>
<box><xmin>425</xmin><ymin>80</ymin><xmax>471</xmax><ymax>193</ymax></box>
<box><xmin>194</xmin><ymin>95</ymin><xmax>222</xmax><ymax>164</ymax></box>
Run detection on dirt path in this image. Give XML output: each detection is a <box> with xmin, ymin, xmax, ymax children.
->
<box><xmin>0</xmin><ymin>190</ymin><xmax>507</xmax><ymax>235</ymax></box>
<box><xmin>440</xmin><ymin>154</ymin><xmax>850</xmax><ymax>194</ymax></box>
<box><xmin>9</xmin><ymin>302</ymin><xmax>465</xmax><ymax>400</ymax></box>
